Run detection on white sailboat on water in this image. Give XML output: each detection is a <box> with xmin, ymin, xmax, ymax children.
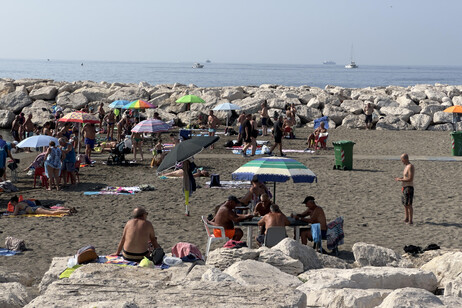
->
<box><xmin>345</xmin><ymin>45</ymin><xmax>358</xmax><ymax>69</ymax></box>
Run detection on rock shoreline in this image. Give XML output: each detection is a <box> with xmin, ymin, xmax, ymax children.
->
<box><xmin>1</xmin><ymin>78</ymin><xmax>462</xmax><ymax>131</ymax></box>
<box><xmin>3</xmin><ymin>240</ymin><xmax>461</xmax><ymax>307</ymax></box>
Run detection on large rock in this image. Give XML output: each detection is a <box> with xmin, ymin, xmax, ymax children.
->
<box><xmin>376</xmin><ymin>116</ymin><xmax>413</xmax><ymax>130</ymax></box>
<box><xmin>223</xmin><ymin>259</ymin><xmax>302</xmax><ymax>287</ymax></box>
<box><xmin>107</xmin><ymin>87</ymin><xmax>147</xmax><ymax>102</ymax></box>
<box><xmin>0</xmin><ymin>282</ymin><xmax>32</xmax><ymax>308</ymax></box>
<box><xmin>317</xmin><ymin>253</ymin><xmax>353</xmax><ymax>269</ymax></box>
<box><xmin>453</xmin><ymin>96</ymin><xmax>462</xmax><ymax>106</ymax></box>
<box><xmin>29</xmin><ymin>86</ymin><xmax>58</xmax><ymax>100</ymax></box>
<box><xmin>298</xmin><ymin>267</ymin><xmax>438</xmax><ymax>292</ymax></box>
<box><xmin>377</xmin><ymin>287</ymin><xmax>444</xmax><ymax>308</ymax></box>
<box><xmin>425</xmin><ymin>89</ymin><xmax>447</xmax><ymax>102</ymax></box>
<box><xmin>201</xmin><ymin>267</ymin><xmax>236</xmax><ymax>282</ymax></box>
<box><xmin>0</xmin><ymin>110</ymin><xmax>15</xmax><ymax>128</ymax></box>
<box><xmin>295</xmin><ymin>105</ymin><xmax>322</xmax><ymax>123</ymax></box>
<box><xmin>420</xmin><ymin>104</ymin><xmax>445</xmax><ymax>116</ymax></box>
<box><xmin>445</xmin><ymin>275</ymin><xmax>462</xmax><ymax>297</ymax></box>
<box><xmin>420</xmin><ymin>251</ymin><xmax>462</xmax><ymax>292</ymax></box>
<box><xmin>433</xmin><ymin>111</ymin><xmax>453</xmax><ymax>124</ymax></box>
<box><xmin>341</xmin><ymin>114</ymin><xmax>366</xmax><ymax>129</ymax></box>
<box><xmin>409</xmin><ymin>91</ymin><xmax>427</xmax><ymax>102</ymax></box>
<box><xmin>222</xmin><ymin>87</ymin><xmax>245</xmax><ymax>101</ymax></box>
<box><xmin>303</xmin><ymin>288</ymin><xmax>391</xmax><ymax>308</ymax></box>
<box><xmin>56</xmin><ymin>92</ymin><xmax>89</xmax><ymax>109</ymax></box>
<box><xmin>352</xmin><ymin>242</ymin><xmax>401</xmax><ymax>267</ymax></box>
<box><xmin>257</xmin><ymin>247</ymin><xmax>304</xmax><ymax>275</ymax></box>
<box><xmin>272</xmin><ymin>238</ymin><xmax>322</xmax><ymax>271</ymax></box>
<box><xmin>427</xmin><ymin>123</ymin><xmax>454</xmax><ymax>131</ymax></box>
<box><xmin>410</xmin><ymin>114</ymin><xmax>432</xmax><ymax>130</ymax></box>
<box><xmin>380</xmin><ymin>106</ymin><xmax>415</xmax><ymax>122</ymax></box>
<box><xmin>38</xmin><ymin>257</ymin><xmax>69</xmax><ymax>293</ymax></box>
<box><xmin>396</xmin><ymin>96</ymin><xmax>421</xmax><ymax>113</ymax></box>
<box><xmin>322</xmin><ymin>105</ymin><xmax>349</xmax><ymax>125</ymax></box>
<box><xmin>0</xmin><ymin>81</ymin><xmax>15</xmax><ymax>98</ymax></box>
<box><xmin>340</xmin><ymin>100</ymin><xmax>365</xmax><ymax>114</ymax></box>
<box><xmin>74</xmin><ymin>87</ymin><xmax>112</xmax><ymax>102</ymax></box>
<box><xmin>206</xmin><ymin>248</ymin><xmax>259</xmax><ymax>271</ymax></box>
<box><xmin>0</xmin><ymin>88</ymin><xmax>33</xmax><ymax>113</ymax></box>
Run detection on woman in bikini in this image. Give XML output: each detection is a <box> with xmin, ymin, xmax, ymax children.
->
<box><xmin>131</xmin><ymin>132</ymin><xmax>143</xmax><ymax>162</ymax></box>
<box><xmin>9</xmin><ymin>196</ymin><xmax>76</xmax><ymax>216</ymax></box>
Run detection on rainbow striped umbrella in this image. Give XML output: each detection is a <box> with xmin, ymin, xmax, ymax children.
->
<box><xmin>232</xmin><ymin>157</ymin><xmax>317</xmax><ymax>202</ymax></box>
<box><xmin>58</xmin><ymin>111</ymin><xmax>99</xmax><ymax>124</ymax></box>
<box><xmin>131</xmin><ymin>119</ymin><xmax>171</xmax><ymax>133</ymax></box>
<box><xmin>122</xmin><ymin>100</ymin><xmax>157</xmax><ymax>109</ymax></box>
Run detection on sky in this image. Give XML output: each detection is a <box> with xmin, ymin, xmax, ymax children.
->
<box><xmin>1</xmin><ymin>0</ymin><xmax>461</xmax><ymax>66</ymax></box>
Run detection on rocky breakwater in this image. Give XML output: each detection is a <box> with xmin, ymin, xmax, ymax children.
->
<box><xmin>2</xmin><ymin>239</ymin><xmax>461</xmax><ymax>307</ymax></box>
<box><xmin>1</xmin><ymin>78</ymin><xmax>462</xmax><ymax>131</ymax></box>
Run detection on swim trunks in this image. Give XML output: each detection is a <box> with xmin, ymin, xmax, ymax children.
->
<box><xmin>261</xmin><ymin>117</ymin><xmax>268</xmax><ymax>126</ymax></box>
<box><xmin>213</xmin><ymin>228</ymin><xmax>235</xmax><ymax>239</ymax></box>
<box><xmin>256</xmin><ymin>234</ymin><xmax>265</xmax><ymax>244</ymax></box>
<box><xmin>108</xmin><ymin>122</ymin><xmax>115</xmax><ymax>126</ymax></box>
<box><xmin>122</xmin><ymin>249</ymin><xmax>148</xmax><ymax>262</ymax></box>
<box><xmin>156</xmin><ymin>150</ymin><xmax>163</xmax><ymax>155</ymax></box>
<box><xmin>365</xmin><ymin>114</ymin><xmax>373</xmax><ymax>124</ymax></box>
<box><xmin>208</xmin><ymin>128</ymin><xmax>216</xmax><ymax>133</ymax></box>
<box><xmin>85</xmin><ymin>138</ymin><xmax>96</xmax><ymax>149</ymax></box>
<box><xmin>99</xmin><ymin>114</ymin><xmax>104</xmax><ymax>120</ymax></box>
<box><xmin>402</xmin><ymin>186</ymin><xmax>414</xmax><ymax>206</ymax></box>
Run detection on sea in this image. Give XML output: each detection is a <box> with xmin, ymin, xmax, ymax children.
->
<box><xmin>1</xmin><ymin>58</ymin><xmax>462</xmax><ymax>89</ymax></box>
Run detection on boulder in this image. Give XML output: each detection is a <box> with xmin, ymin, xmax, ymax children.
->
<box><xmin>74</xmin><ymin>87</ymin><xmax>112</xmax><ymax>102</ymax></box>
<box><xmin>0</xmin><ymin>282</ymin><xmax>32</xmax><ymax>308</ymax></box>
<box><xmin>201</xmin><ymin>267</ymin><xmax>236</xmax><ymax>282</ymax></box>
<box><xmin>257</xmin><ymin>247</ymin><xmax>304</xmax><ymax>275</ymax></box>
<box><xmin>376</xmin><ymin>116</ymin><xmax>413</xmax><ymax>130</ymax></box>
<box><xmin>322</xmin><ymin>105</ymin><xmax>349</xmax><ymax>125</ymax></box>
<box><xmin>409</xmin><ymin>114</ymin><xmax>432</xmax><ymax>131</ymax></box>
<box><xmin>205</xmin><ymin>248</ymin><xmax>259</xmax><ymax>271</ymax></box>
<box><xmin>409</xmin><ymin>91</ymin><xmax>427</xmax><ymax>102</ymax></box>
<box><xmin>222</xmin><ymin>87</ymin><xmax>245</xmax><ymax>101</ymax></box>
<box><xmin>21</xmin><ymin>105</ymin><xmax>54</xmax><ymax>126</ymax></box>
<box><xmin>177</xmin><ymin>111</ymin><xmax>206</xmax><ymax>126</ymax></box>
<box><xmin>396</xmin><ymin>96</ymin><xmax>421</xmax><ymax>113</ymax></box>
<box><xmin>107</xmin><ymin>87</ymin><xmax>146</xmax><ymax>102</ymax></box>
<box><xmin>235</xmin><ymin>97</ymin><xmax>265</xmax><ymax>115</ymax></box>
<box><xmin>341</xmin><ymin>114</ymin><xmax>366</xmax><ymax>129</ymax></box>
<box><xmin>352</xmin><ymin>242</ymin><xmax>401</xmax><ymax>267</ymax></box>
<box><xmin>420</xmin><ymin>104</ymin><xmax>445</xmax><ymax>116</ymax></box>
<box><xmin>297</xmin><ymin>267</ymin><xmax>438</xmax><ymax>292</ymax></box>
<box><xmin>376</xmin><ymin>99</ymin><xmax>399</xmax><ymax>109</ymax></box>
<box><xmin>303</xmin><ymin>287</ymin><xmax>391</xmax><ymax>308</ymax></box>
<box><xmin>0</xmin><ymin>110</ymin><xmax>15</xmax><ymax>128</ymax></box>
<box><xmin>445</xmin><ymin>275</ymin><xmax>462</xmax><ymax>297</ymax></box>
<box><xmin>433</xmin><ymin>111</ymin><xmax>453</xmax><ymax>124</ymax></box>
<box><xmin>0</xmin><ymin>81</ymin><xmax>16</xmax><ymax>97</ymax></box>
<box><xmin>380</xmin><ymin>107</ymin><xmax>415</xmax><ymax>122</ymax></box>
<box><xmin>29</xmin><ymin>86</ymin><xmax>58</xmax><ymax>100</ymax></box>
<box><xmin>267</xmin><ymin>98</ymin><xmax>287</xmax><ymax>110</ymax></box>
<box><xmin>182</xmin><ymin>264</ymin><xmax>213</xmax><ymax>282</ymax></box>
<box><xmin>317</xmin><ymin>253</ymin><xmax>353</xmax><ymax>269</ymax></box>
<box><xmin>295</xmin><ymin>105</ymin><xmax>322</xmax><ymax>123</ymax></box>
<box><xmin>425</xmin><ymin>89</ymin><xmax>447</xmax><ymax>102</ymax></box>
<box><xmin>0</xmin><ymin>88</ymin><xmax>33</xmax><ymax>113</ymax></box>
<box><xmin>223</xmin><ymin>260</ymin><xmax>302</xmax><ymax>287</ymax></box>
<box><xmin>272</xmin><ymin>238</ymin><xmax>322</xmax><ymax>271</ymax></box>
<box><xmin>420</xmin><ymin>251</ymin><xmax>462</xmax><ymax>291</ymax></box>
<box><xmin>453</xmin><ymin>96</ymin><xmax>462</xmax><ymax>106</ymax></box>
<box><xmin>307</xmin><ymin>97</ymin><xmax>322</xmax><ymax>109</ymax></box>
<box><xmin>377</xmin><ymin>287</ymin><xmax>444</xmax><ymax>308</ymax></box>
<box><xmin>38</xmin><ymin>257</ymin><xmax>69</xmax><ymax>293</ymax></box>
<box><xmin>427</xmin><ymin>123</ymin><xmax>454</xmax><ymax>131</ymax></box>
<box><xmin>149</xmin><ymin>93</ymin><xmax>170</xmax><ymax>106</ymax></box>
<box><xmin>56</xmin><ymin>92</ymin><xmax>89</xmax><ymax>110</ymax></box>
<box><xmin>340</xmin><ymin>100</ymin><xmax>365</xmax><ymax>114</ymax></box>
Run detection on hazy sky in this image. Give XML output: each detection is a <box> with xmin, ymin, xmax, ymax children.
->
<box><xmin>1</xmin><ymin>0</ymin><xmax>461</xmax><ymax>66</ymax></box>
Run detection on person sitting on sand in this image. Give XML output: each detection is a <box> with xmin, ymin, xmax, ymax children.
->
<box><xmin>23</xmin><ymin>151</ymin><xmax>46</xmax><ymax>173</ymax></box>
<box><xmin>256</xmin><ymin>204</ymin><xmax>290</xmax><ymax>246</ymax></box>
<box><xmin>9</xmin><ymin>196</ymin><xmax>76</xmax><ymax>216</ymax></box>
<box><xmin>307</xmin><ymin>122</ymin><xmax>327</xmax><ymax>148</ymax></box>
<box><xmin>292</xmin><ymin>196</ymin><xmax>327</xmax><ymax>245</ymax></box>
<box><xmin>210</xmin><ymin>196</ymin><xmax>253</xmax><ymax>241</ymax></box>
<box><xmin>240</xmin><ymin>176</ymin><xmax>271</xmax><ymax>208</ymax></box>
<box><xmin>112</xmin><ymin>207</ymin><xmax>160</xmax><ymax>262</ymax></box>
<box><xmin>254</xmin><ymin>193</ymin><xmax>272</xmax><ymax>217</ymax></box>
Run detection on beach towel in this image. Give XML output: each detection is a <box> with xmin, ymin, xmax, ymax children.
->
<box><xmin>83</xmin><ymin>191</ymin><xmax>133</xmax><ymax>196</ymax></box>
<box><xmin>326</xmin><ymin>216</ymin><xmax>344</xmax><ymax>250</ymax></box>
<box><xmin>171</xmin><ymin>242</ymin><xmax>204</xmax><ymax>261</ymax></box>
<box><xmin>2</xmin><ymin>212</ymin><xmax>68</xmax><ymax>217</ymax></box>
<box><xmin>0</xmin><ymin>248</ymin><xmax>21</xmax><ymax>256</ymax></box>
<box><xmin>205</xmin><ymin>180</ymin><xmax>251</xmax><ymax>189</ymax></box>
<box><xmin>232</xmin><ymin>149</ymin><xmax>263</xmax><ymax>155</ymax></box>
<box><xmin>283</xmin><ymin>149</ymin><xmax>316</xmax><ymax>153</ymax></box>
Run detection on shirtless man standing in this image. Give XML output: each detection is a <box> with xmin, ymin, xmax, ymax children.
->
<box><xmin>11</xmin><ymin>115</ymin><xmax>21</xmax><ymax>142</ymax></box>
<box><xmin>105</xmin><ymin>111</ymin><xmax>116</xmax><ymax>141</ymax></box>
<box><xmin>98</xmin><ymin>103</ymin><xmax>106</xmax><ymax>131</ymax></box>
<box><xmin>23</xmin><ymin>114</ymin><xmax>35</xmax><ymax>152</ymax></box>
<box><xmin>113</xmin><ymin>207</ymin><xmax>160</xmax><ymax>262</ymax></box>
<box><xmin>240</xmin><ymin>176</ymin><xmax>270</xmax><ymax>208</ymax></box>
<box><xmin>364</xmin><ymin>102</ymin><xmax>374</xmax><ymax>130</ymax></box>
<box><xmin>83</xmin><ymin>123</ymin><xmax>96</xmax><ymax>162</ymax></box>
<box><xmin>260</xmin><ymin>101</ymin><xmax>269</xmax><ymax>136</ymax></box>
<box><xmin>395</xmin><ymin>153</ymin><xmax>415</xmax><ymax>224</ymax></box>
<box><xmin>256</xmin><ymin>204</ymin><xmax>290</xmax><ymax>246</ymax></box>
<box><xmin>208</xmin><ymin>110</ymin><xmax>219</xmax><ymax>149</ymax></box>
<box><xmin>237</xmin><ymin>111</ymin><xmax>246</xmax><ymax>144</ymax></box>
<box><xmin>211</xmin><ymin>196</ymin><xmax>253</xmax><ymax>241</ymax></box>
<box><xmin>293</xmin><ymin>196</ymin><xmax>327</xmax><ymax>245</ymax></box>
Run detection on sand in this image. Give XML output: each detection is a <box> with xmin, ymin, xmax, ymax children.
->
<box><xmin>1</xmin><ymin>127</ymin><xmax>462</xmax><ymax>286</ymax></box>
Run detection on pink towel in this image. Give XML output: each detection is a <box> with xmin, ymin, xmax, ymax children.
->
<box><xmin>171</xmin><ymin>242</ymin><xmax>203</xmax><ymax>261</ymax></box>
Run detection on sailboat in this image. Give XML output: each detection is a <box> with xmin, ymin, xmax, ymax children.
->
<box><xmin>345</xmin><ymin>45</ymin><xmax>358</xmax><ymax>69</ymax></box>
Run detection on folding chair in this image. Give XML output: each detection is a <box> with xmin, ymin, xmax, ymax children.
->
<box><xmin>263</xmin><ymin>226</ymin><xmax>287</xmax><ymax>248</ymax></box>
<box><xmin>314</xmin><ymin>133</ymin><xmax>328</xmax><ymax>150</ymax></box>
<box><xmin>201</xmin><ymin>216</ymin><xmax>229</xmax><ymax>259</ymax></box>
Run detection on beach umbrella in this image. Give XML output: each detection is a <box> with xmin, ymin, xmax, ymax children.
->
<box><xmin>213</xmin><ymin>102</ymin><xmax>241</xmax><ymax>127</ymax></box>
<box><xmin>175</xmin><ymin>95</ymin><xmax>205</xmax><ymax>104</ymax></box>
<box><xmin>231</xmin><ymin>157</ymin><xmax>317</xmax><ymax>202</ymax></box>
<box><xmin>16</xmin><ymin>135</ymin><xmax>59</xmax><ymax>148</ymax></box>
<box><xmin>58</xmin><ymin>111</ymin><xmax>99</xmax><ymax>153</ymax></box>
<box><xmin>444</xmin><ymin>106</ymin><xmax>462</xmax><ymax>130</ymax></box>
<box><xmin>131</xmin><ymin>119</ymin><xmax>171</xmax><ymax>133</ymax></box>
<box><xmin>122</xmin><ymin>100</ymin><xmax>157</xmax><ymax>109</ymax></box>
<box><xmin>109</xmin><ymin>100</ymin><xmax>130</xmax><ymax>109</ymax></box>
<box><xmin>157</xmin><ymin>136</ymin><xmax>219</xmax><ymax>216</ymax></box>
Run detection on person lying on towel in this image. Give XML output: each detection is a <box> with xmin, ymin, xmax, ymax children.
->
<box><xmin>9</xmin><ymin>195</ymin><xmax>76</xmax><ymax>216</ymax></box>
<box><xmin>112</xmin><ymin>207</ymin><xmax>160</xmax><ymax>262</ymax></box>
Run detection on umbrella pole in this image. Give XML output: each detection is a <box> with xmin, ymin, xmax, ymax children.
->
<box><xmin>77</xmin><ymin>126</ymin><xmax>81</xmax><ymax>154</ymax></box>
<box><xmin>273</xmin><ymin>182</ymin><xmax>276</xmax><ymax>203</ymax></box>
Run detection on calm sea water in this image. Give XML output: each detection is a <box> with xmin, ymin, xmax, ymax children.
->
<box><xmin>1</xmin><ymin>59</ymin><xmax>462</xmax><ymax>89</ymax></box>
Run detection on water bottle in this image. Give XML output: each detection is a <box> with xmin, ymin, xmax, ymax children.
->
<box><xmin>67</xmin><ymin>256</ymin><xmax>77</xmax><ymax>268</ymax></box>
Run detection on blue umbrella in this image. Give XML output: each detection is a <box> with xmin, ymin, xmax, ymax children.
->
<box><xmin>109</xmin><ymin>100</ymin><xmax>130</xmax><ymax>109</ymax></box>
<box><xmin>16</xmin><ymin>135</ymin><xmax>59</xmax><ymax>148</ymax></box>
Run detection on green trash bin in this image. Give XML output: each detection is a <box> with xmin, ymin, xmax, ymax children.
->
<box><xmin>450</xmin><ymin>131</ymin><xmax>462</xmax><ymax>156</ymax></box>
<box><xmin>333</xmin><ymin>140</ymin><xmax>355</xmax><ymax>170</ymax></box>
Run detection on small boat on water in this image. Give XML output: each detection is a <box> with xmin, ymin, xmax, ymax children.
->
<box><xmin>345</xmin><ymin>61</ymin><xmax>358</xmax><ymax>69</ymax></box>
<box><xmin>323</xmin><ymin>60</ymin><xmax>336</xmax><ymax>65</ymax></box>
<box><xmin>192</xmin><ymin>63</ymin><xmax>204</xmax><ymax>68</ymax></box>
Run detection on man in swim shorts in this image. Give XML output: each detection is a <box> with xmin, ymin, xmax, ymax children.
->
<box><xmin>364</xmin><ymin>102</ymin><xmax>374</xmax><ymax>130</ymax></box>
<box><xmin>83</xmin><ymin>123</ymin><xmax>97</xmax><ymax>162</ymax></box>
<box><xmin>395</xmin><ymin>153</ymin><xmax>415</xmax><ymax>224</ymax></box>
<box><xmin>260</xmin><ymin>101</ymin><xmax>269</xmax><ymax>136</ymax></box>
<box><xmin>293</xmin><ymin>196</ymin><xmax>327</xmax><ymax>245</ymax></box>
<box><xmin>211</xmin><ymin>196</ymin><xmax>253</xmax><ymax>241</ymax></box>
<box><xmin>113</xmin><ymin>207</ymin><xmax>160</xmax><ymax>262</ymax></box>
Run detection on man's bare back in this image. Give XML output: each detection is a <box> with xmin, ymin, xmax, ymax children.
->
<box><xmin>259</xmin><ymin>212</ymin><xmax>290</xmax><ymax>232</ymax></box>
<box><xmin>122</xmin><ymin>219</ymin><xmax>156</xmax><ymax>253</ymax></box>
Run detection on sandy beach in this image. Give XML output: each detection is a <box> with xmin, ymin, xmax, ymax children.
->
<box><xmin>1</xmin><ymin>127</ymin><xmax>462</xmax><ymax>287</ymax></box>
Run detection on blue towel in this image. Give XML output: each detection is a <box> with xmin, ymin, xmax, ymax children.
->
<box><xmin>0</xmin><ymin>248</ymin><xmax>20</xmax><ymax>256</ymax></box>
<box><xmin>311</xmin><ymin>223</ymin><xmax>321</xmax><ymax>243</ymax></box>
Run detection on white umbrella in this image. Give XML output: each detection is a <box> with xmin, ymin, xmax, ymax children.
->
<box><xmin>16</xmin><ymin>135</ymin><xmax>59</xmax><ymax>148</ymax></box>
<box><xmin>213</xmin><ymin>102</ymin><xmax>241</xmax><ymax>127</ymax></box>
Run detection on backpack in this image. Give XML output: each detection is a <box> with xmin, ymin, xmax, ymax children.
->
<box><xmin>76</xmin><ymin>246</ymin><xmax>98</xmax><ymax>264</ymax></box>
<box><xmin>5</xmin><ymin>236</ymin><xmax>26</xmax><ymax>251</ymax></box>
<box><xmin>148</xmin><ymin>247</ymin><xmax>165</xmax><ymax>265</ymax></box>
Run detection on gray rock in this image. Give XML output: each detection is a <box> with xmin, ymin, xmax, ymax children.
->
<box><xmin>74</xmin><ymin>87</ymin><xmax>112</xmax><ymax>102</ymax></box>
<box><xmin>427</xmin><ymin>123</ymin><xmax>454</xmax><ymax>131</ymax></box>
<box><xmin>21</xmin><ymin>105</ymin><xmax>54</xmax><ymax>126</ymax></box>
<box><xmin>420</xmin><ymin>251</ymin><xmax>462</xmax><ymax>292</ymax></box>
<box><xmin>29</xmin><ymin>86</ymin><xmax>58</xmax><ymax>100</ymax></box>
<box><xmin>307</xmin><ymin>97</ymin><xmax>322</xmax><ymax>109</ymax></box>
<box><xmin>445</xmin><ymin>275</ymin><xmax>462</xmax><ymax>297</ymax></box>
<box><xmin>453</xmin><ymin>96</ymin><xmax>462</xmax><ymax>106</ymax></box>
<box><xmin>295</xmin><ymin>105</ymin><xmax>322</xmax><ymax>123</ymax></box>
<box><xmin>352</xmin><ymin>242</ymin><xmax>401</xmax><ymax>267</ymax></box>
<box><xmin>0</xmin><ymin>110</ymin><xmax>15</xmax><ymax>128</ymax></box>
<box><xmin>201</xmin><ymin>267</ymin><xmax>236</xmax><ymax>282</ymax></box>
<box><xmin>223</xmin><ymin>259</ymin><xmax>302</xmax><ymax>287</ymax></box>
<box><xmin>0</xmin><ymin>82</ymin><xmax>16</xmax><ymax>97</ymax></box>
<box><xmin>396</xmin><ymin>96</ymin><xmax>421</xmax><ymax>113</ymax></box>
<box><xmin>303</xmin><ymin>288</ymin><xmax>391</xmax><ymax>308</ymax></box>
<box><xmin>317</xmin><ymin>253</ymin><xmax>353</xmax><ymax>269</ymax></box>
<box><xmin>323</xmin><ymin>105</ymin><xmax>349</xmax><ymax>125</ymax></box>
<box><xmin>377</xmin><ymin>287</ymin><xmax>444</xmax><ymax>308</ymax></box>
<box><xmin>409</xmin><ymin>91</ymin><xmax>427</xmax><ymax>102</ymax></box>
<box><xmin>340</xmin><ymin>100</ymin><xmax>364</xmax><ymax>114</ymax></box>
<box><xmin>222</xmin><ymin>87</ymin><xmax>245</xmax><ymax>101</ymax></box>
<box><xmin>376</xmin><ymin>116</ymin><xmax>413</xmax><ymax>130</ymax></box>
<box><xmin>433</xmin><ymin>111</ymin><xmax>453</xmax><ymax>124</ymax></box>
<box><xmin>420</xmin><ymin>104</ymin><xmax>445</xmax><ymax>116</ymax></box>
<box><xmin>206</xmin><ymin>248</ymin><xmax>259</xmax><ymax>271</ymax></box>
<box><xmin>272</xmin><ymin>238</ymin><xmax>322</xmax><ymax>271</ymax></box>
<box><xmin>425</xmin><ymin>89</ymin><xmax>447</xmax><ymax>102</ymax></box>
<box><xmin>56</xmin><ymin>92</ymin><xmax>89</xmax><ymax>109</ymax></box>
<box><xmin>376</xmin><ymin>99</ymin><xmax>399</xmax><ymax>109</ymax></box>
<box><xmin>257</xmin><ymin>247</ymin><xmax>304</xmax><ymax>275</ymax></box>
<box><xmin>409</xmin><ymin>114</ymin><xmax>432</xmax><ymax>130</ymax></box>
<box><xmin>341</xmin><ymin>114</ymin><xmax>366</xmax><ymax>129</ymax></box>
<box><xmin>380</xmin><ymin>106</ymin><xmax>415</xmax><ymax>122</ymax></box>
<box><xmin>0</xmin><ymin>282</ymin><xmax>32</xmax><ymax>308</ymax></box>
<box><xmin>267</xmin><ymin>98</ymin><xmax>287</xmax><ymax>109</ymax></box>
<box><xmin>0</xmin><ymin>88</ymin><xmax>33</xmax><ymax>113</ymax></box>
<box><xmin>38</xmin><ymin>257</ymin><xmax>69</xmax><ymax>293</ymax></box>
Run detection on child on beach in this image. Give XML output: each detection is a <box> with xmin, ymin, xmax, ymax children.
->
<box><xmin>151</xmin><ymin>139</ymin><xmax>164</xmax><ymax>168</ymax></box>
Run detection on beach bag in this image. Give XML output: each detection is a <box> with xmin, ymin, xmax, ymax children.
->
<box><xmin>148</xmin><ymin>247</ymin><xmax>165</xmax><ymax>265</ymax></box>
<box><xmin>5</xmin><ymin>236</ymin><xmax>26</xmax><ymax>251</ymax></box>
<box><xmin>76</xmin><ymin>246</ymin><xmax>98</xmax><ymax>264</ymax></box>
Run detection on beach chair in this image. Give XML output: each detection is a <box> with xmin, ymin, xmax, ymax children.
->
<box><xmin>314</xmin><ymin>132</ymin><xmax>329</xmax><ymax>150</ymax></box>
<box><xmin>201</xmin><ymin>216</ymin><xmax>229</xmax><ymax>259</ymax></box>
<box><xmin>263</xmin><ymin>226</ymin><xmax>287</xmax><ymax>248</ymax></box>
<box><xmin>326</xmin><ymin>216</ymin><xmax>344</xmax><ymax>256</ymax></box>
<box><xmin>33</xmin><ymin>167</ymin><xmax>48</xmax><ymax>189</ymax></box>
<box><xmin>311</xmin><ymin>223</ymin><xmax>323</xmax><ymax>254</ymax></box>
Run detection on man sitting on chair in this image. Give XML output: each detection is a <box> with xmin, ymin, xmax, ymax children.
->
<box><xmin>256</xmin><ymin>204</ymin><xmax>290</xmax><ymax>246</ymax></box>
<box><xmin>293</xmin><ymin>196</ymin><xmax>327</xmax><ymax>245</ymax></box>
<box><xmin>211</xmin><ymin>196</ymin><xmax>253</xmax><ymax>241</ymax></box>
